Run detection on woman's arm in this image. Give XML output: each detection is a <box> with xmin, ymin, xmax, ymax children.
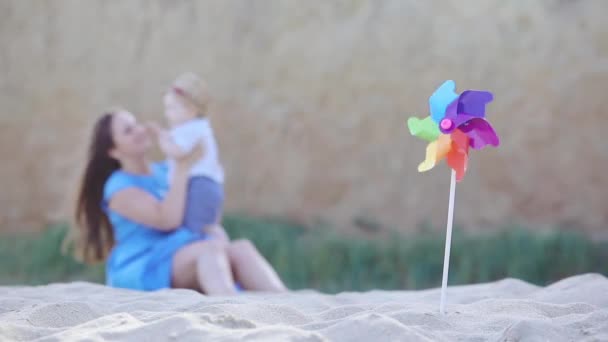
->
<box><xmin>107</xmin><ymin>165</ymin><xmax>191</xmax><ymax>231</ymax></box>
<box><xmin>108</xmin><ymin>140</ymin><xmax>204</xmax><ymax>231</ymax></box>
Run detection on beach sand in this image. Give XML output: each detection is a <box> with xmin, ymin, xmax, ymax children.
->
<box><xmin>1</xmin><ymin>273</ymin><xmax>607</xmax><ymax>341</ymax></box>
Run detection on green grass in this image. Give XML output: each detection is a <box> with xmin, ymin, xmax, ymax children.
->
<box><xmin>0</xmin><ymin>215</ymin><xmax>606</xmax><ymax>293</ymax></box>
<box><xmin>0</xmin><ymin>224</ymin><xmax>105</xmax><ymax>286</ymax></box>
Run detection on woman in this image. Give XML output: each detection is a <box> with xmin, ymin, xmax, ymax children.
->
<box><xmin>74</xmin><ymin>108</ymin><xmax>286</xmax><ymax>295</ymax></box>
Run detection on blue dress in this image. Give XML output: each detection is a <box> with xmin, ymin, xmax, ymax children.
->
<box><xmin>102</xmin><ymin>162</ymin><xmax>207</xmax><ymax>291</ymax></box>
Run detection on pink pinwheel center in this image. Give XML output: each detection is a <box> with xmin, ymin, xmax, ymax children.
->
<box><xmin>440</xmin><ymin>118</ymin><xmax>453</xmax><ymax>130</ymax></box>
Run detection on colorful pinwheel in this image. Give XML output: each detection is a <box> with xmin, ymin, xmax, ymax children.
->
<box><xmin>407</xmin><ymin>80</ymin><xmax>500</xmax><ymax>181</ymax></box>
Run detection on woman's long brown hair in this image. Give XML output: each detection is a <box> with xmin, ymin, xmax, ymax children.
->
<box><xmin>73</xmin><ymin>112</ymin><xmax>120</xmax><ymax>263</ymax></box>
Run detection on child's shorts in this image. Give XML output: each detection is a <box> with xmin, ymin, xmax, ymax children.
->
<box><xmin>183</xmin><ymin>176</ymin><xmax>224</xmax><ymax>232</ymax></box>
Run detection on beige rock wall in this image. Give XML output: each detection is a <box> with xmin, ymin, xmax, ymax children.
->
<box><xmin>1</xmin><ymin>0</ymin><xmax>607</xmax><ymax>234</ymax></box>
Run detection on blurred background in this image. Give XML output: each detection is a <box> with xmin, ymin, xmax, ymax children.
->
<box><xmin>0</xmin><ymin>0</ymin><xmax>606</xmax><ymax>292</ymax></box>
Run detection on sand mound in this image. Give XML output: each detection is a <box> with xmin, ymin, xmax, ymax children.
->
<box><xmin>1</xmin><ymin>274</ymin><xmax>607</xmax><ymax>341</ymax></box>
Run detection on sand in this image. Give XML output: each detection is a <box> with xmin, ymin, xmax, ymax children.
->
<box><xmin>0</xmin><ymin>273</ymin><xmax>607</xmax><ymax>341</ymax></box>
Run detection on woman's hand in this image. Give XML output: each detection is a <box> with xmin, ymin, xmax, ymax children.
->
<box><xmin>146</xmin><ymin>122</ymin><xmax>205</xmax><ymax>167</ymax></box>
<box><xmin>174</xmin><ymin>141</ymin><xmax>205</xmax><ymax>171</ymax></box>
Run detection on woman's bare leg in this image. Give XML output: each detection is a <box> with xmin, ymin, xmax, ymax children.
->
<box><xmin>227</xmin><ymin>239</ymin><xmax>287</xmax><ymax>292</ymax></box>
<box><xmin>202</xmin><ymin>224</ymin><xmax>230</xmax><ymax>245</ymax></box>
<box><xmin>172</xmin><ymin>240</ymin><xmax>238</xmax><ymax>295</ymax></box>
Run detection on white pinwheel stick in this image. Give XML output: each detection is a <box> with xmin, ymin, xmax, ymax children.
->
<box><xmin>439</xmin><ymin>169</ymin><xmax>456</xmax><ymax>315</ymax></box>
